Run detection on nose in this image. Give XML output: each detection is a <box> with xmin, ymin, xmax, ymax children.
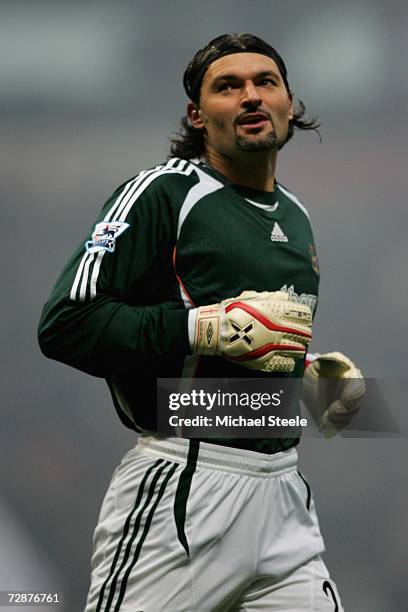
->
<box><xmin>241</xmin><ymin>80</ymin><xmax>262</xmax><ymax>107</ymax></box>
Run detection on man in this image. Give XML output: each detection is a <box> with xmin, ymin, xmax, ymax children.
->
<box><xmin>39</xmin><ymin>33</ymin><xmax>364</xmax><ymax>611</ymax></box>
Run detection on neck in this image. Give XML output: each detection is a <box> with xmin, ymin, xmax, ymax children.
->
<box><xmin>204</xmin><ymin>148</ymin><xmax>278</xmax><ymax>192</ymax></box>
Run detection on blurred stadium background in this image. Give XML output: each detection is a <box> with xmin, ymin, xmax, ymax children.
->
<box><xmin>1</xmin><ymin>0</ymin><xmax>407</xmax><ymax>609</ymax></box>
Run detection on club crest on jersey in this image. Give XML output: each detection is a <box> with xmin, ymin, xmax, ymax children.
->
<box><xmin>85</xmin><ymin>221</ymin><xmax>130</xmax><ymax>254</ymax></box>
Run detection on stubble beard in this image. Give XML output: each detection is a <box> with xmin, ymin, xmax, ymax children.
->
<box><xmin>234</xmin><ymin>116</ymin><xmax>283</xmax><ymax>152</ymax></box>
<box><xmin>235</xmin><ymin>130</ymin><xmax>279</xmax><ymax>152</ymax></box>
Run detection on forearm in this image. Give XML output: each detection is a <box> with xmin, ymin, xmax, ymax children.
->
<box><xmin>38</xmin><ymin>296</ymin><xmax>189</xmax><ymax>376</ymax></box>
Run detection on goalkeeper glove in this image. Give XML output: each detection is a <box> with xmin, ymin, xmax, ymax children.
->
<box><xmin>191</xmin><ymin>290</ymin><xmax>312</xmax><ymax>372</ymax></box>
<box><xmin>302</xmin><ymin>351</ymin><xmax>366</xmax><ymax>437</ymax></box>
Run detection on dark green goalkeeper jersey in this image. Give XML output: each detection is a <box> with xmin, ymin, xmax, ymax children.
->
<box><xmin>38</xmin><ymin>157</ymin><xmax>319</xmax><ymax>453</ymax></box>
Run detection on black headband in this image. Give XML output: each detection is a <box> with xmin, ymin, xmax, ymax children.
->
<box><xmin>183</xmin><ymin>34</ymin><xmax>291</xmax><ymax>103</ymax></box>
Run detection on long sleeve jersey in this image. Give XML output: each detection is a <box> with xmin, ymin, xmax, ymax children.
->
<box><xmin>38</xmin><ymin>157</ymin><xmax>319</xmax><ymax>453</ymax></box>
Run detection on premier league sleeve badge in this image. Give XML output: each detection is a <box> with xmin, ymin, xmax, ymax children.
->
<box><xmin>85</xmin><ymin>221</ymin><xmax>130</xmax><ymax>254</ymax></box>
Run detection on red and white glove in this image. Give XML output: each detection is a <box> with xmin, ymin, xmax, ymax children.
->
<box><xmin>191</xmin><ymin>290</ymin><xmax>312</xmax><ymax>372</ymax></box>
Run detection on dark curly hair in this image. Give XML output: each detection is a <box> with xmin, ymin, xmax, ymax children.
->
<box><xmin>169</xmin><ymin>33</ymin><xmax>320</xmax><ymax>159</ymax></box>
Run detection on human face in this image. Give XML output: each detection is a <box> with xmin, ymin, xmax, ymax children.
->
<box><xmin>188</xmin><ymin>52</ymin><xmax>294</xmax><ymax>157</ymax></box>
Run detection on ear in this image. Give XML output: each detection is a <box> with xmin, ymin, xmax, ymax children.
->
<box><xmin>288</xmin><ymin>94</ymin><xmax>294</xmax><ymax>121</ymax></box>
<box><xmin>187</xmin><ymin>102</ymin><xmax>205</xmax><ymax>129</ymax></box>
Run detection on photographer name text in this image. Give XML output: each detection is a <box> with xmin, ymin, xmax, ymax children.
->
<box><xmin>168</xmin><ymin>415</ymin><xmax>308</xmax><ymax>428</ymax></box>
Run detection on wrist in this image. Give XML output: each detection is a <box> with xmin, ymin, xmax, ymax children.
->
<box><xmin>188</xmin><ymin>309</ymin><xmax>197</xmax><ymax>352</ymax></box>
<box><xmin>305</xmin><ymin>352</ymin><xmax>320</xmax><ymax>368</ymax></box>
<box><xmin>192</xmin><ymin>304</ymin><xmax>221</xmax><ymax>356</ymax></box>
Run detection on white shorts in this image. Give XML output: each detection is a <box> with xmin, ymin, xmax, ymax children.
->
<box><xmin>84</xmin><ymin>436</ymin><xmax>343</xmax><ymax>611</ymax></box>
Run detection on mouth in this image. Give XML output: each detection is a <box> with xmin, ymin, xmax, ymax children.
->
<box><xmin>236</xmin><ymin>112</ymin><xmax>270</xmax><ymax>130</ymax></box>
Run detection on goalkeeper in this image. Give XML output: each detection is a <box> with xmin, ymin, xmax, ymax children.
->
<box><xmin>39</xmin><ymin>33</ymin><xmax>364</xmax><ymax>612</ymax></box>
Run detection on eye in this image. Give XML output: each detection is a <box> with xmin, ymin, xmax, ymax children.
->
<box><xmin>260</xmin><ymin>78</ymin><xmax>277</xmax><ymax>87</ymax></box>
<box><xmin>217</xmin><ymin>82</ymin><xmax>234</xmax><ymax>92</ymax></box>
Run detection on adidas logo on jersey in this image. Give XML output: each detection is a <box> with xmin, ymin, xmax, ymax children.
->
<box><xmin>270</xmin><ymin>222</ymin><xmax>288</xmax><ymax>242</ymax></box>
